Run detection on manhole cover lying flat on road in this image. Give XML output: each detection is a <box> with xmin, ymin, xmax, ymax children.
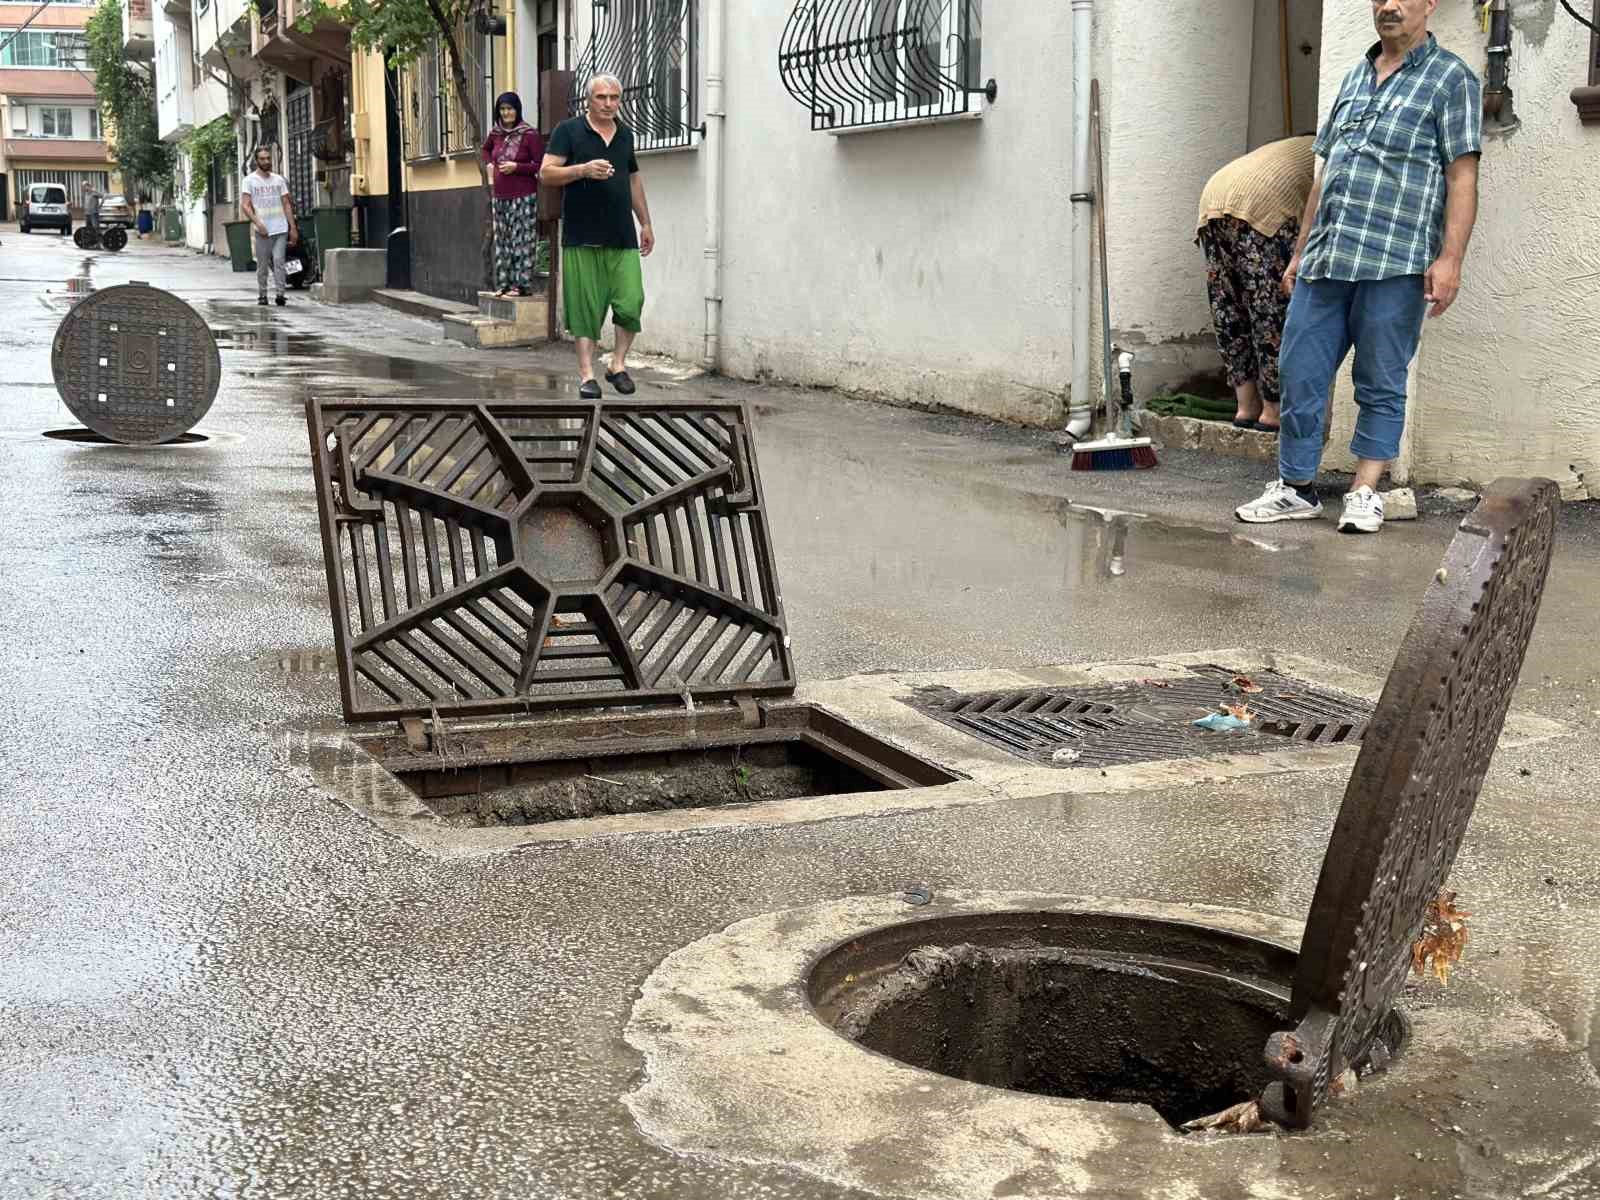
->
<box><xmin>907</xmin><ymin>665</ymin><xmax>1374</xmax><ymax>768</ymax></box>
<box><xmin>50</xmin><ymin>282</ymin><xmax>221</xmax><ymax>445</ymax></box>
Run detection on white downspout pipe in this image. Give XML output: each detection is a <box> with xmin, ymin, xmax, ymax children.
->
<box><xmin>702</xmin><ymin>0</ymin><xmax>726</xmax><ymax>370</ymax></box>
<box><xmin>1064</xmin><ymin>0</ymin><xmax>1095</xmax><ymax>440</ymax></box>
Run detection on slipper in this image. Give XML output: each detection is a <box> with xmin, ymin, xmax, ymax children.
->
<box><xmin>1231</xmin><ymin>417</ymin><xmax>1258</xmax><ymax>429</ymax></box>
<box><xmin>605</xmin><ymin>370</ymin><xmax>636</xmax><ymax>395</ymax></box>
<box><xmin>1253</xmin><ymin>421</ymin><xmax>1280</xmax><ymax>434</ymax></box>
<box><xmin>578</xmin><ymin>379</ymin><xmax>602</xmax><ymax>399</ymax></box>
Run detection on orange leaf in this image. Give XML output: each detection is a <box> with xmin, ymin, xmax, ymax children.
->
<box><xmin>1232</xmin><ymin>675</ymin><xmax>1264</xmax><ymax>694</ymax></box>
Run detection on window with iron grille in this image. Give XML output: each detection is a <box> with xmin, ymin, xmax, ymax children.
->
<box><xmin>573</xmin><ymin>0</ymin><xmax>699</xmax><ymax>152</ymax></box>
<box><xmin>401</xmin><ymin>25</ymin><xmax>494</xmax><ymax>161</ymax></box>
<box><xmin>779</xmin><ymin>0</ymin><xmax>990</xmax><ymax>132</ymax></box>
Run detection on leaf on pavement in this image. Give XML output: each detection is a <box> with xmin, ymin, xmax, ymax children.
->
<box><xmin>1232</xmin><ymin>675</ymin><xmax>1264</xmax><ymax>694</ymax></box>
<box><xmin>1411</xmin><ymin>890</ymin><xmax>1471</xmax><ymax>984</ymax></box>
<box><xmin>1182</xmin><ymin>1098</ymin><xmax>1271</xmax><ymax>1135</ymax></box>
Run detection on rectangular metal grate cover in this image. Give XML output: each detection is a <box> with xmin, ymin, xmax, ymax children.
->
<box><xmin>306</xmin><ymin>399</ymin><xmax>794</xmax><ymax>722</ymax></box>
<box><xmin>906</xmin><ymin>666</ymin><xmax>1375</xmax><ymax>769</ymax></box>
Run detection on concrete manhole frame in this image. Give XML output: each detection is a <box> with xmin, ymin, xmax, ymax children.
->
<box><xmin>621</xmin><ymin>890</ymin><xmax>1600</xmax><ymax>1200</ymax></box>
<box><xmin>281</xmin><ymin>649</ymin><xmax>1566</xmax><ymax>858</ymax></box>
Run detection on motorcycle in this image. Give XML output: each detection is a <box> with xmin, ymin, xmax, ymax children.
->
<box><xmin>73</xmin><ymin>224</ymin><xmax>128</xmax><ymax>252</ymax></box>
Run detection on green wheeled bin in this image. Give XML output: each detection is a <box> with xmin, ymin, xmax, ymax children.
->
<box><xmin>311</xmin><ymin>206</ymin><xmax>353</xmax><ymax>275</ymax></box>
<box><xmin>160</xmin><ymin>206</ymin><xmax>184</xmax><ymax>242</ymax></box>
<box><xmin>224</xmin><ymin>219</ymin><xmax>255</xmax><ymax>272</ymax></box>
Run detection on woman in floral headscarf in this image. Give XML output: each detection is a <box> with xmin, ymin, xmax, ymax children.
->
<box><xmin>482</xmin><ymin>90</ymin><xmax>544</xmax><ymax>297</ymax></box>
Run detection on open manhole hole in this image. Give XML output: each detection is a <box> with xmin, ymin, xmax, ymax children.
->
<box><xmin>44</xmin><ymin>427</ymin><xmax>209</xmax><ymax>445</ymax></box>
<box><xmin>907</xmin><ymin>665</ymin><xmax>1376</xmax><ymax>768</ymax></box>
<box><xmin>808</xmin><ymin>909</ymin><xmax>1407</xmax><ymax>1130</ymax></box>
<box><xmin>357</xmin><ymin>703</ymin><xmax>959</xmax><ymax>826</ymax></box>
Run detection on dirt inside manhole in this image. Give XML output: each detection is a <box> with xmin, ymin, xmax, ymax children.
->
<box><xmin>808</xmin><ymin>911</ymin><xmax>1405</xmax><ymax>1130</ymax></box>
<box><xmin>363</xmin><ymin>704</ymin><xmax>962</xmax><ymax>828</ymax></box>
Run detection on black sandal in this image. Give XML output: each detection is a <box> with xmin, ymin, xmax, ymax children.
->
<box><xmin>604</xmin><ymin>370</ymin><xmax>636</xmax><ymax>395</ymax></box>
<box><xmin>1231</xmin><ymin>417</ymin><xmax>1258</xmax><ymax>429</ymax></box>
<box><xmin>578</xmin><ymin>379</ymin><xmax>602</xmax><ymax>399</ymax></box>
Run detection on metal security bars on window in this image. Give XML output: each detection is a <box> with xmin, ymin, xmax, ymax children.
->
<box><xmin>400</xmin><ymin>28</ymin><xmax>495</xmax><ymax>161</ymax></box>
<box><xmin>573</xmin><ymin>0</ymin><xmax>700</xmax><ymax>152</ymax></box>
<box><xmin>779</xmin><ymin>0</ymin><xmax>993</xmax><ymax>132</ymax></box>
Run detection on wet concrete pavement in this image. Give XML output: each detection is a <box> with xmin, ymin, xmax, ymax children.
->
<box><xmin>2</xmin><ymin>230</ymin><xmax>1598</xmax><ymax>1199</ymax></box>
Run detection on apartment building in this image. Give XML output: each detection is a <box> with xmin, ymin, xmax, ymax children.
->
<box><xmin>0</xmin><ymin>0</ymin><xmax>117</xmax><ymax>219</ymax></box>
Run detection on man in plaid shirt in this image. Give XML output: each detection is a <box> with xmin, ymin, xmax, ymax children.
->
<box><xmin>1237</xmin><ymin>0</ymin><xmax>1481</xmax><ymax>534</ymax></box>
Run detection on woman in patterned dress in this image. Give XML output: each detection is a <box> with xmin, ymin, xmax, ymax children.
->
<box><xmin>482</xmin><ymin>91</ymin><xmax>544</xmax><ymax>297</ymax></box>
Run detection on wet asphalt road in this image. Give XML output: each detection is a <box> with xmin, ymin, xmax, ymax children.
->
<box><xmin>1</xmin><ymin>229</ymin><xmax>1597</xmax><ymax>1199</ymax></box>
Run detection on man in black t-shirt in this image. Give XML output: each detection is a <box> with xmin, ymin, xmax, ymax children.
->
<box><xmin>541</xmin><ymin>74</ymin><xmax>655</xmax><ymax>398</ymax></box>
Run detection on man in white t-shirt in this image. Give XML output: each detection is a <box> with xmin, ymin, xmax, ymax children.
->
<box><xmin>239</xmin><ymin>145</ymin><xmax>299</xmax><ymax>307</ymax></box>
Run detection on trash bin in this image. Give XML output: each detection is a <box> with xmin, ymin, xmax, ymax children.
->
<box><xmin>224</xmin><ymin>219</ymin><xmax>255</xmax><ymax>273</ymax></box>
<box><xmin>160</xmin><ymin>206</ymin><xmax>184</xmax><ymax>242</ymax></box>
<box><xmin>137</xmin><ymin>209</ymin><xmax>154</xmax><ymax>238</ymax></box>
<box><xmin>386</xmin><ymin>227</ymin><xmax>411</xmax><ymax>290</ymax></box>
<box><xmin>311</xmin><ymin>206</ymin><xmax>353</xmax><ymax>275</ymax></box>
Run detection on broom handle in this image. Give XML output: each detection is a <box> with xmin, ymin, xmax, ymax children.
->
<box><xmin>1091</xmin><ymin>80</ymin><xmax>1116</xmax><ymax>433</ymax></box>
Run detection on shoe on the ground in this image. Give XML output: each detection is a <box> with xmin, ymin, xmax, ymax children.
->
<box><xmin>257</xmin><ymin>295</ymin><xmax>268</xmax><ymax>306</ymax></box>
<box><xmin>1338</xmin><ymin>485</ymin><xmax>1384</xmax><ymax>534</ymax></box>
<box><xmin>275</xmin><ymin>294</ymin><xmax>286</xmax><ymax>307</ymax></box>
<box><xmin>1235</xmin><ymin>479</ymin><xmax>1324</xmax><ymax>524</ymax></box>
<box><xmin>578</xmin><ymin>378</ymin><xmax>602</xmax><ymax>399</ymax></box>
<box><xmin>605</xmin><ymin>369</ymin><xmax>636</xmax><ymax>395</ymax></box>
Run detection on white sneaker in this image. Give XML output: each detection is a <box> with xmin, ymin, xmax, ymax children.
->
<box><xmin>1338</xmin><ymin>486</ymin><xmax>1384</xmax><ymax>534</ymax></box>
<box><xmin>1235</xmin><ymin>480</ymin><xmax>1324</xmax><ymax>524</ymax></box>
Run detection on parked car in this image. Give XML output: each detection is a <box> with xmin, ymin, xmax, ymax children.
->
<box><xmin>19</xmin><ymin>183</ymin><xmax>71</xmax><ymax>235</ymax></box>
<box><xmin>97</xmin><ymin>193</ymin><xmax>135</xmax><ymax>228</ymax></box>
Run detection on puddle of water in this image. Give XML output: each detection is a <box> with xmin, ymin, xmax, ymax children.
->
<box><xmin>210</xmin><ymin>328</ymin><xmax>566</xmax><ymax>396</ymax></box>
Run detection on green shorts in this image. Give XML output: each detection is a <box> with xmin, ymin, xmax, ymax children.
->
<box><xmin>562</xmin><ymin>245</ymin><xmax>645</xmax><ymax>340</ymax></box>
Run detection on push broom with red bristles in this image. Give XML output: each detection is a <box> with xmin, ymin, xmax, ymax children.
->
<box><xmin>1071</xmin><ymin>80</ymin><xmax>1157</xmax><ymax>473</ymax></box>
<box><xmin>1071</xmin><ymin>354</ymin><xmax>1158</xmax><ymax>470</ymax></box>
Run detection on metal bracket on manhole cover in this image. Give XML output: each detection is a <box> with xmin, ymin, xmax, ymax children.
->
<box><xmin>1263</xmin><ymin>478</ymin><xmax>1558</xmax><ymax>1130</ymax></box>
<box><xmin>906</xmin><ymin>665</ymin><xmax>1374</xmax><ymax>769</ymax></box>
<box><xmin>50</xmin><ymin>282</ymin><xmax>221</xmax><ymax>445</ymax></box>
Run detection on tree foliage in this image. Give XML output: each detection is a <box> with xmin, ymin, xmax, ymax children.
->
<box><xmin>85</xmin><ymin>0</ymin><xmax>175</xmax><ymax>200</ymax></box>
<box><xmin>301</xmin><ymin>0</ymin><xmax>491</xmax><ymax>153</ymax></box>
<box><xmin>182</xmin><ymin>116</ymin><xmax>238</xmax><ymax>201</ymax></box>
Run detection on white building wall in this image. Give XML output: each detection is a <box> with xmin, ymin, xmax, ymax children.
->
<box><xmin>1318</xmin><ymin>4</ymin><xmax>1600</xmax><ymax>495</ymax></box>
<box><xmin>570</xmin><ymin>0</ymin><xmax>1267</xmax><ymax>426</ymax></box>
<box><xmin>1095</xmin><ymin>1</ymin><xmax>1254</xmax><ymax>394</ymax></box>
<box><xmin>155</xmin><ymin>6</ymin><xmax>197</xmax><ymax>141</ymax></box>
<box><xmin>1248</xmin><ymin>0</ymin><xmax>1325</xmax><ymax>148</ymax></box>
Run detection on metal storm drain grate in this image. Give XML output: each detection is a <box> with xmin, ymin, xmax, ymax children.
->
<box><xmin>907</xmin><ymin>666</ymin><xmax>1375</xmax><ymax>768</ymax></box>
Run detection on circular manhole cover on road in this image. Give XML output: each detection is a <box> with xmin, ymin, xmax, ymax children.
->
<box><xmin>50</xmin><ymin>282</ymin><xmax>221</xmax><ymax>445</ymax></box>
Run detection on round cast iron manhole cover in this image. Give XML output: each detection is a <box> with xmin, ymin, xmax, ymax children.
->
<box><xmin>50</xmin><ymin>283</ymin><xmax>221</xmax><ymax>445</ymax></box>
<box><xmin>1263</xmin><ymin>478</ymin><xmax>1559</xmax><ymax>1129</ymax></box>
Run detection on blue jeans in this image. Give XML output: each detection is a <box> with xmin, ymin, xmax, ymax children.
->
<box><xmin>1277</xmin><ymin>276</ymin><xmax>1426</xmax><ymax>484</ymax></box>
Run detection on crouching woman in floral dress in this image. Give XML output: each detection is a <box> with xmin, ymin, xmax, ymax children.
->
<box><xmin>482</xmin><ymin>91</ymin><xmax>544</xmax><ymax>297</ymax></box>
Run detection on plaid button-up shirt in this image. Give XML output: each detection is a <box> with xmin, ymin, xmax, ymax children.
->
<box><xmin>1302</xmin><ymin>34</ymin><xmax>1482</xmax><ymax>282</ymax></box>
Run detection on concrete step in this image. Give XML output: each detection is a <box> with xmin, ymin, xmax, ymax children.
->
<box><xmin>476</xmin><ymin>289</ymin><xmax>550</xmax><ymax>322</ymax></box>
<box><xmin>441</xmin><ymin>305</ymin><xmax>550</xmax><ymax>349</ymax></box>
<box><xmin>371</xmin><ymin>288</ymin><xmax>476</xmax><ymax>321</ymax></box>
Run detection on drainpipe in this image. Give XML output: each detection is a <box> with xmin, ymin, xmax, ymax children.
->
<box><xmin>702</xmin><ymin>0</ymin><xmax>726</xmax><ymax>371</ymax></box>
<box><xmin>1064</xmin><ymin>0</ymin><xmax>1095</xmax><ymax>440</ymax></box>
<box><xmin>1482</xmin><ymin>0</ymin><xmax>1519</xmax><ymax>132</ymax></box>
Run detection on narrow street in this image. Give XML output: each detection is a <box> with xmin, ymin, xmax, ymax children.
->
<box><xmin>2</xmin><ymin>231</ymin><xmax>1598</xmax><ymax>1199</ymax></box>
